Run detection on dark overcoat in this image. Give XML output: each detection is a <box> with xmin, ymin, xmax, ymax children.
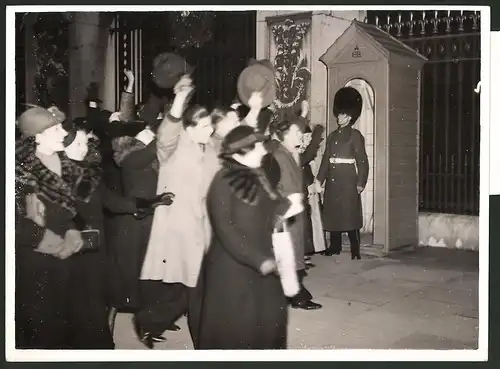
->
<box><xmin>316</xmin><ymin>126</ymin><xmax>369</xmax><ymax>232</ymax></box>
<box><xmin>198</xmin><ymin>160</ymin><xmax>290</xmax><ymax>350</ymax></box>
<box><xmin>108</xmin><ymin>137</ymin><xmax>159</xmax><ymax>309</ymax></box>
<box><xmin>14</xmin><ymin>138</ymin><xmax>96</xmax><ymax>349</ymax></box>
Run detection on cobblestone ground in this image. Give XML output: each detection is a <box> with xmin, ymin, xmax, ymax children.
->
<box><xmin>113</xmin><ymin>247</ymin><xmax>479</xmax><ymax>350</ymax></box>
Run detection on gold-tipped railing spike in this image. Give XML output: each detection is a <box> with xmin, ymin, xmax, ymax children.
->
<box><xmin>406</xmin><ymin>11</ymin><xmax>417</xmax><ymax>37</ymax></box>
<box><xmin>418</xmin><ymin>11</ymin><xmax>429</xmax><ymax>36</ymax></box>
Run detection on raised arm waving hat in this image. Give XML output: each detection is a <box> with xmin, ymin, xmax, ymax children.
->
<box><xmin>237</xmin><ymin>58</ymin><xmax>276</xmax><ymax>108</ymax></box>
<box><xmin>151</xmin><ymin>52</ymin><xmax>195</xmax><ymax>89</ymax></box>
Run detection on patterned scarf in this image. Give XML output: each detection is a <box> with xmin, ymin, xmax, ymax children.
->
<box><xmin>15</xmin><ymin>137</ymin><xmax>102</xmax><ymax>215</ymax></box>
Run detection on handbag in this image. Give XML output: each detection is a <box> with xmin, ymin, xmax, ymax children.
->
<box><xmin>78</xmin><ymin>229</ymin><xmax>100</xmax><ymax>254</ymax></box>
<box><xmin>272</xmin><ymin>221</ymin><xmax>300</xmax><ymax>298</ymax></box>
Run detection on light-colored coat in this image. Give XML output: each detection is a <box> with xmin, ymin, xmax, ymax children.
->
<box><xmin>140</xmin><ymin>115</ymin><xmax>220</xmax><ymax>287</ymax></box>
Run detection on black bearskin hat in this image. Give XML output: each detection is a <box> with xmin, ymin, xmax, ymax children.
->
<box><xmin>333</xmin><ymin>86</ymin><xmax>363</xmax><ymax>125</ymax></box>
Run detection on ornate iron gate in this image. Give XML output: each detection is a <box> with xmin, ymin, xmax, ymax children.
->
<box><xmin>366</xmin><ymin>10</ymin><xmax>481</xmax><ymax>215</ymax></box>
<box><xmin>109</xmin><ymin>11</ymin><xmax>256</xmax><ymax>111</ymax></box>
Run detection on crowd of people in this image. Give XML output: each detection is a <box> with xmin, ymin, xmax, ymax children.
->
<box><xmin>14</xmin><ymin>52</ymin><xmax>369</xmax><ymax>350</ymax></box>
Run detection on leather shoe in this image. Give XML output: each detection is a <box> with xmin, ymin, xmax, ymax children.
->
<box><xmin>133</xmin><ymin>318</ymin><xmax>154</xmax><ymax>349</ymax></box>
<box><xmin>166</xmin><ymin>323</ymin><xmax>181</xmax><ymax>331</ymax></box>
<box><xmin>324</xmin><ymin>248</ymin><xmax>341</xmax><ymax>256</ymax></box>
<box><xmin>151</xmin><ymin>334</ymin><xmax>167</xmax><ymax>342</ymax></box>
<box><xmin>291</xmin><ymin>300</ymin><xmax>323</xmax><ymax>310</ymax></box>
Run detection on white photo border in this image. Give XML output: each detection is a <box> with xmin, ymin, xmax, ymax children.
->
<box><xmin>5</xmin><ymin>4</ymin><xmax>491</xmax><ymax>362</ymax></box>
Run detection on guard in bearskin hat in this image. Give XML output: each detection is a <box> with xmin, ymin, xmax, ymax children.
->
<box><xmin>316</xmin><ymin>86</ymin><xmax>369</xmax><ymax>260</ymax></box>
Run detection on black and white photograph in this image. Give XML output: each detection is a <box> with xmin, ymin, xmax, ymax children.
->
<box><xmin>6</xmin><ymin>5</ymin><xmax>490</xmax><ymax>361</ymax></box>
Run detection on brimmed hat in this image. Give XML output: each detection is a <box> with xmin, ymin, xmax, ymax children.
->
<box><xmin>333</xmin><ymin>86</ymin><xmax>363</xmax><ymax>125</ymax></box>
<box><xmin>220</xmin><ymin>125</ymin><xmax>267</xmax><ymax>156</ymax></box>
<box><xmin>47</xmin><ymin>105</ymin><xmax>67</xmax><ymax>124</ymax></box>
<box><xmin>237</xmin><ymin>59</ymin><xmax>276</xmax><ymax>108</ymax></box>
<box><xmin>18</xmin><ymin>107</ymin><xmax>59</xmax><ymax>137</ymax></box>
<box><xmin>151</xmin><ymin>52</ymin><xmax>195</xmax><ymax>89</ymax></box>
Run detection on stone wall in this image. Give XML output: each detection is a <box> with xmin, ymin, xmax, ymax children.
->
<box><xmin>419</xmin><ymin>213</ymin><xmax>479</xmax><ymax>251</ymax></box>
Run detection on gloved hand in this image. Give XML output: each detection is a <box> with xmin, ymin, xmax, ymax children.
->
<box><xmin>56</xmin><ymin>229</ymin><xmax>84</xmax><ymax>260</ymax></box>
<box><xmin>134</xmin><ymin>192</ymin><xmax>175</xmax><ymax>219</ymax></box>
<box><xmin>153</xmin><ymin>192</ymin><xmax>175</xmax><ymax>207</ymax></box>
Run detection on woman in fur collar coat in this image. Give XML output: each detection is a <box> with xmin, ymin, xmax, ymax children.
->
<box><xmin>15</xmin><ymin>107</ymin><xmax>89</xmax><ymax>348</ymax></box>
<box><xmin>198</xmin><ymin>125</ymin><xmax>293</xmax><ymax>349</ymax></box>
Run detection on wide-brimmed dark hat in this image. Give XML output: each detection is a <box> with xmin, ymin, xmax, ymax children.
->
<box><xmin>220</xmin><ymin>125</ymin><xmax>267</xmax><ymax>156</ymax></box>
<box><xmin>237</xmin><ymin>59</ymin><xmax>276</xmax><ymax>108</ymax></box>
<box><xmin>151</xmin><ymin>52</ymin><xmax>195</xmax><ymax>89</ymax></box>
<box><xmin>333</xmin><ymin>86</ymin><xmax>363</xmax><ymax>125</ymax></box>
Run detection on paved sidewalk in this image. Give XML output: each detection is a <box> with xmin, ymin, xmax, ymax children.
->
<box><xmin>113</xmin><ymin>247</ymin><xmax>479</xmax><ymax>350</ymax></box>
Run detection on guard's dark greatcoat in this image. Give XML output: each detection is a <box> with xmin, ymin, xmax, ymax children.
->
<box><xmin>317</xmin><ymin>125</ymin><xmax>369</xmax><ymax>232</ymax></box>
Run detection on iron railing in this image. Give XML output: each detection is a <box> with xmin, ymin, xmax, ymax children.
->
<box><xmin>366</xmin><ymin>10</ymin><xmax>481</xmax><ymax>215</ymax></box>
<box><xmin>110</xmin><ymin>11</ymin><xmax>256</xmax><ymax>110</ymax></box>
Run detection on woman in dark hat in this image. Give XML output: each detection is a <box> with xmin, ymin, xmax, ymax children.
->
<box><xmin>198</xmin><ymin>125</ymin><xmax>295</xmax><ymax>349</ymax></box>
<box><xmin>316</xmin><ymin>86</ymin><xmax>369</xmax><ymax>260</ymax></box>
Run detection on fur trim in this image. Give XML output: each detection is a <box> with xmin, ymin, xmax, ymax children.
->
<box><xmin>221</xmin><ymin>159</ymin><xmax>279</xmax><ymax>206</ymax></box>
<box><xmin>111</xmin><ymin>136</ymin><xmax>147</xmax><ymax>167</ymax></box>
<box><xmin>15</xmin><ymin>137</ymin><xmax>89</xmax><ymax>215</ymax></box>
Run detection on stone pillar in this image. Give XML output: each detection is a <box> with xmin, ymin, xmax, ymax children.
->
<box><xmin>102</xmin><ymin>28</ymin><xmax>117</xmax><ymax>113</ymax></box>
<box><xmin>24</xmin><ymin>13</ymin><xmax>38</xmax><ymax>106</ymax></box>
<box><xmin>67</xmin><ymin>12</ymin><xmax>111</xmax><ymax>121</ymax></box>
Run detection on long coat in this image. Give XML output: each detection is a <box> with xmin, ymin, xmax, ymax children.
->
<box><xmin>198</xmin><ymin>160</ymin><xmax>291</xmax><ymax>349</ymax></box>
<box><xmin>15</xmin><ymin>179</ymin><xmax>76</xmax><ymax>349</ymax></box>
<box><xmin>300</xmin><ymin>125</ymin><xmax>325</xmax><ymax>254</ymax></box>
<box><xmin>265</xmin><ymin>140</ymin><xmax>306</xmax><ymax>271</ymax></box>
<box><xmin>108</xmin><ymin>137</ymin><xmax>159</xmax><ymax>309</ymax></box>
<box><xmin>317</xmin><ymin>126</ymin><xmax>369</xmax><ymax>232</ymax></box>
<box><xmin>14</xmin><ymin>138</ymin><xmax>91</xmax><ymax>349</ymax></box>
<box><xmin>140</xmin><ymin>114</ymin><xmax>220</xmax><ymax>288</ymax></box>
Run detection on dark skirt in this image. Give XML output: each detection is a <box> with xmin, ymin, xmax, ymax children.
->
<box><xmin>107</xmin><ymin>214</ymin><xmax>153</xmax><ymax>310</ymax></box>
<box><xmin>67</xmin><ymin>249</ymin><xmax>115</xmax><ymax>349</ymax></box>
<box><xmin>15</xmin><ymin>248</ymin><xmax>114</xmax><ymax>349</ymax></box>
<box><xmin>198</xmin><ymin>247</ymin><xmax>288</xmax><ymax>350</ymax></box>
